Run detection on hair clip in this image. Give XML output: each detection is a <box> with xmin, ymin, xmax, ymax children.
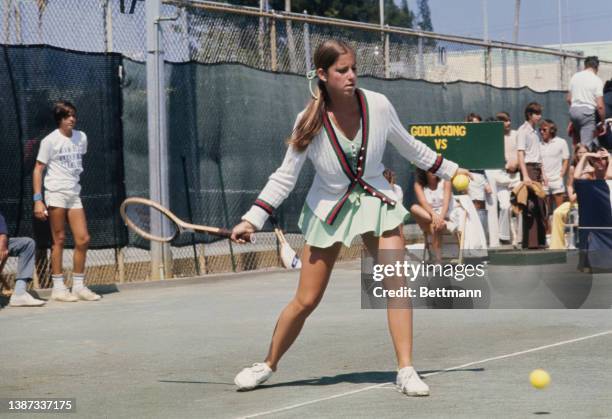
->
<box><xmin>306</xmin><ymin>70</ymin><xmax>320</xmax><ymax>100</ymax></box>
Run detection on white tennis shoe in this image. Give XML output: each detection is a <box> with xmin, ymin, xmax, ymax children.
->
<box><xmin>51</xmin><ymin>289</ymin><xmax>78</xmax><ymax>302</ymax></box>
<box><xmin>234</xmin><ymin>363</ymin><xmax>273</xmax><ymax>391</ymax></box>
<box><xmin>396</xmin><ymin>366</ymin><xmax>430</xmax><ymax>396</ymax></box>
<box><xmin>72</xmin><ymin>287</ymin><xmax>101</xmax><ymax>301</ymax></box>
<box><xmin>9</xmin><ymin>292</ymin><xmax>46</xmax><ymax>307</ymax></box>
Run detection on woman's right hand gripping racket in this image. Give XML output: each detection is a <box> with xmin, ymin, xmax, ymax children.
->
<box><xmin>120</xmin><ymin>197</ymin><xmax>254</xmax><ymax>243</ymax></box>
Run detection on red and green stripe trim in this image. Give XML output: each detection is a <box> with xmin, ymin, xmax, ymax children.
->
<box><xmin>358</xmin><ymin>179</ymin><xmax>397</xmax><ymax>206</ymax></box>
<box><xmin>322</xmin><ymin>112</ymin><xmax>356</xmax><ymax>180</ymax></box>
<box><xmin>254</xmin><ymin>198</ymin><xmax>275</xmax><ymax>215</ymax></box>
<box><xmin>355</xmin><ymin>89</ymin><xmax>369</xmax><ymax>177</ymax></box>
<box><xmin>428</xmin><ymin>154</ymin><xmax>443</xmax><ymax>174</ymax></box>
<box><xmin>325</xmin><ymin>183</ymin><xmax>357</xmax><ymax>225</ymax></box>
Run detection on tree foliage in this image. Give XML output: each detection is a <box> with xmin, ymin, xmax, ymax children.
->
<box><xmin>416</xmin><ymin>0</ymin><xmax>433</xmax><ymax>31</ymax></box>
<box><xmin>226</xmin><ymin>0</ymin><xmax>415</xmax><ymax>28</ymax></box>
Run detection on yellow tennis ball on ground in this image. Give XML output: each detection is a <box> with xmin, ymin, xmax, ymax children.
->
<box><xmin>452</xmin><ymin>174</ymin><xmax>470</xmax><ymax>192</ymax></box>
<box><xmin>529</xmin><ymin>369</ymin><xmax>550</xmax><ymax>389</ymax></box>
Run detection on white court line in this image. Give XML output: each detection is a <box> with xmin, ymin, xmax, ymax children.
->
<box><xmin>240</xmin><ymin>330</ymin><xmax>612</xmax><ymax>418</ymax></box>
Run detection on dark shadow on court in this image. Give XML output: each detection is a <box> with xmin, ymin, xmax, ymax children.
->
<box><xmin>258</xmin><ymin>368</ymin><xmax>484</xmax><ymax>389</ymax></box>
<box><xmin>90</xmin><ymin>284</ymin><xmax>120</xmax><ymax>296</ymax></box>
<box><xmin>158</xmin><ymin>380</ymin><xmax>233</xmax><ymax>386</ymax></box>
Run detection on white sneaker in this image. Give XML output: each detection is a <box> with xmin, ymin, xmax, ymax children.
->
<box><xmin>396</xmin><ymin>366</ymin><xmax>429</xmax><ymax>396</ymax></box>
<box><xmin>234</xmin><ymin>363</ymin><xmax>273</xmax><ymax>391</ymax></box>
<box><xmin>9</xmin><ymin>292</ymin><xmax>46</xmax><ymax>307</ymax></box>
<box><xmin>72</xmin><ymin>287</ymin><xmax>101</xmax><ymax>301</ymax></box>
<box><xmin>51</xmin><ymin>289</ymin><xmax>79</xmax><ymax>302</ymax></box>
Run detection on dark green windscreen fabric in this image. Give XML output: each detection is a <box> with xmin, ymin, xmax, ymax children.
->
<box><xmin>122</xmin><ymin>61</ymin><xmax>569</xmax><ymax>242</ymax></box>
<box><xmin>0</xmin><ymin>45</ymin><xmax>126</xmax><ymax>249</ymax></box>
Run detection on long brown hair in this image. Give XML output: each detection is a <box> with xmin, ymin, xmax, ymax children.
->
<box><xmin>288</xmin><ymin>40</ymin><xmax>355</xmax><ymax>151</ymax></box>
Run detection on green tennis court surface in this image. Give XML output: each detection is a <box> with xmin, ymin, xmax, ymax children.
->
<box><xmin>1</xmin><ymin>262</ymin><xmax>610</xmax><ymax>418</ymax></box>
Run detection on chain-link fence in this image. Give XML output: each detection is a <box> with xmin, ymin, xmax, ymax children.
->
<box><xmin>1</xmin><ymin>0</ymin><xmax>611</xmax><ymax>289</ymax></box>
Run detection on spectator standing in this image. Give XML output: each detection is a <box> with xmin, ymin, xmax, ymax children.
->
<box><xmin>567</xmin><ymin>56</ymin><xmax>606</xmax><ymax>150</ymax></box>
<box><xmin>517</xmin><ymin>102</ymin><xmax>547</xmax><ymax>249</ymax></box>
<box><xmin>539</xmin><ymin>119</ymin><xmax>570</xmax><ymax>214</ymax></box>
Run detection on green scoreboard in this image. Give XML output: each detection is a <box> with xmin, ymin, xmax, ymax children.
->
<box><xmin>408</xmin><ymin>122</ymin><xmax>505</xmax><ymax>170</ymax></box>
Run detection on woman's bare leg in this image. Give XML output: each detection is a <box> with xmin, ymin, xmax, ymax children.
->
<box><xmin>264</xmin><ymin>242</ymin><xmax>342</xmax><ymax>370</ymax></box>
<box><xmin>363</xmin><ymin>227</ymin><xmax>413</xmax><ymax>368</ymax></box>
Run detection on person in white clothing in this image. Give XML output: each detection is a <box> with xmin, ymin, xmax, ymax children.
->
<box><xmin>229</xmin><ymin>40</ymin><xmax>470</xmax><ymax>396</ymax></box>
<box><xmin>567</xmin><ymin>56</ymin><xmax>606</xmax><ymax>149</ymax></box>
<box><xmin>383</xmin><ymin>168</ymin><xmax>406</xmax><ymax>241</ymax></box>
<box><xmin>494</xmin><ymin>111</ymin><xmax>521</xmax><ymax>244</ymax></box>
<box><xmin>410</xmin><ymin>168</ymin><xmax>463</xmax><ymax>262</ymax></box>
<box><xmin>465</xmin><ymin>113</ymin><xmax>491</xmax><ymax>237</ymax></box>
<box><xmin>517</xmin><ymin>102</ymin><xmax>547</xmax><ymax>249</ymax></box>
<box><xmin>33</xmin><ymin>101</ymin><xmax>100</xmax><ymax>302</ymax></box>
<box><xmin>539</xmin><ymin>119</ymin><xmax>570</xmax><ymax>220</ymax></box>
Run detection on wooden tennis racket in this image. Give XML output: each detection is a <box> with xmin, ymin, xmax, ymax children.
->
<box><xmin>120</xmin><ymin>197</ymin><xmax>254</xmax><ymax>243</ymax></box>
<box><xmin>274</xmin><ymin>226</ymin><xmax>302</xmax><ymax>269</ymax></box>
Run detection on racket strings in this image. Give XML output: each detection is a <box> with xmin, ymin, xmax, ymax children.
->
<box><xmin>124</xmin><ymin>203</ymin><xmax>178</xmax><ymax>242</ymax></box>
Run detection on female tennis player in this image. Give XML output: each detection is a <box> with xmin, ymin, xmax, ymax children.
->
<box><xmin>230</xmin><ymin>40</ymin><xmax>469</xmax><ymax>396</ymax></box>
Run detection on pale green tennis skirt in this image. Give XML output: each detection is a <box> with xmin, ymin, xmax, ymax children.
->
<box><xmin>298</xmin><ymin>185</ymin><xmax>409</xmax><ymax>248</ymax></box>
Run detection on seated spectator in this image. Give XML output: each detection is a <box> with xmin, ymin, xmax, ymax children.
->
<box><xmin>383</xmin><ymin>168</ymin><xmax>406</xmax><ymax>241</ymax></box>
<box><xmin>550</xmin><ymin>144</ymin><xmax>590</xmax><ymax>249</ymax></box>
<box><xmin>574</xmin><ymin>147</ymin><xmax>612</xmax><ymax>180</ymax></box>
<box><xmin>598</xmin><ymin>79</ymin><xmax>612</xmax><ymax>149</ymax></box>
<box><xmin>0</xmin><ymin>211</ymin><xmax>45</xmax><ymax>307</ymax></box>
<box><xmin>494</xmin><ymin>111</ymin><xmax>521</xmax><ymax>245</ymax></box>
<box><xmin>410</xmin><ymin>168</ymin><xmax>463</xmax><ymax>262</ymax></box>
<box><xmin>465</xmin><ymin>113</ymin><xmax>492</xmax><ymax>236</ymax></box>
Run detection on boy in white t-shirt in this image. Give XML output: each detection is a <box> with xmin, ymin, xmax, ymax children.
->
<box><xmin>539</xmin><ymin>119</ymin><xmax>570</xmax><ymax>209</ymax></box>
<box><xmin>32</xmin><ymin>101</ymin><xmax>100</xmax><ymax>302</ymax></box>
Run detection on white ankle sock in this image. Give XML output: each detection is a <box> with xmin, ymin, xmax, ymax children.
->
<box><xmin>52</xmin><ymin>274</ymin><xmax>66</xmax><ymax>291</ymax></box>
<box><xmin>72</xmin><ymin>274</ymin><xmax>85</xmax><ymax>292</ymax></box>
<box><xmin>14</xmin><ymin>279</ymin><xmax>27</xmax><ymax>296</ymax></box>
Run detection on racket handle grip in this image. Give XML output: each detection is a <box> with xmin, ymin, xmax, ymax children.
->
<box><xmin>218</xmin><ymin>228</ymin><xmax>255</xmax><ymax>244</ymax></box>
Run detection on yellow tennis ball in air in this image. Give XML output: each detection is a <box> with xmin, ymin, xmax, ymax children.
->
<box><xmin>529</xmin><ymin>369</ymin><xmax>550</xmax><ymax>389</ymax></box>
<box><xmin>452</xmin><ymin>174</ymin><xmax>470</xmax><ymax>192</ymax></box>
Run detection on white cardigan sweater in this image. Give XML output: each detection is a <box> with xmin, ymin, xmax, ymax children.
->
<box><xmin>243</xmin><ymin>88</ymin><xmax>458</xmax><ymax>230</ymax></box>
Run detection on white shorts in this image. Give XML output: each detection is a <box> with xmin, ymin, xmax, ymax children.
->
<box><xmin>468</xmin><ymin>172</ymin><xmax>487</xmax><ymax>201</ymax></box>
<box><xmin>544</xmin><ymin>177</ymin><xmax>565</xmax><ymax>195</ymax></box>
<box><xmin>45</xmin><ymin>191</ymin><xmax>83</xmax><ymax>209</ymax></box>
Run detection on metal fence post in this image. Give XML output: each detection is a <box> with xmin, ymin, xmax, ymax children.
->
<box><xmin>146</xmin><ymin>0</ymin><xmax>172</xmax><ymax>280</ymax></box>
<box><xmin>303</xmin><ymin>10</ymin><xmax>312</xmax><ymax>71</ymax></box>
<box><xmin>270</xmin><ymin>12</ymin><xmax>277</xmax><ymax>72</ymax></box>
<box><xmin>501</xmin><ymin>47</ymin><xmax>507</xmax><ymax>88</ymax></box>
<box><xmin>513</xmin><ymin>50</ymin><xmax>520</xmax><ymax>88</ymax></box>
<box><xmin>417</xmin><ymin>35</ymin><xmax>424</xmax><ymax>79</ymax></box>
<box><xmin>285</xmin><ymin>19</ymin><xmax>297</xmax><ymax>73</ymax></box>
<box><xmin>485</xmin><ymin>45</ymin><xmax>492</xmax><ymax>85</ymax></box>
<box><xmin>384</xmin><ymin>28</ymin><xmax>390</xmax><ymax>79</ymax></box>
<box><xmin>559</xmin><ymin>55</ymin><xmax>566</xmax><ymax>90</ymax></box>
<box><xmin>117</xmin><ymin>247</ymin><xmax>125</xmax><ymax>283</ymax></box>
